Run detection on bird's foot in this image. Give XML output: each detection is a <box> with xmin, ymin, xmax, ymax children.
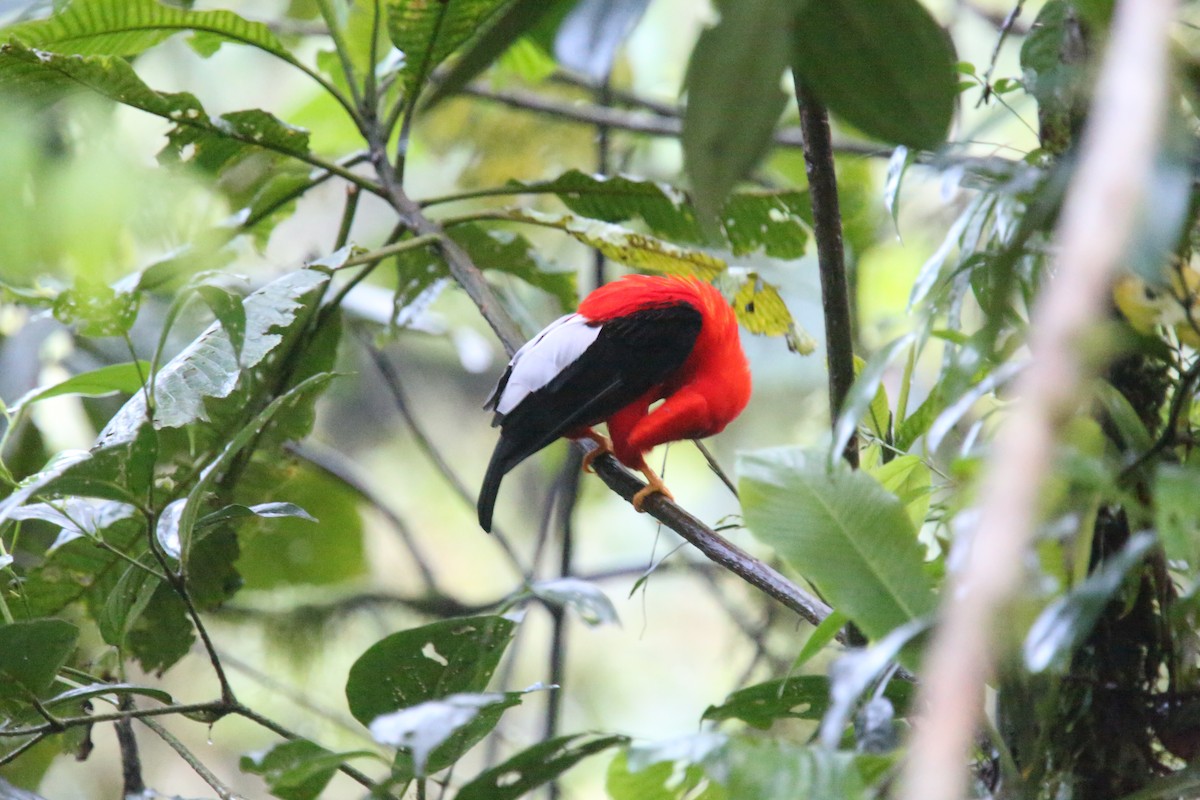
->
<box><xmin>578</xmin><ymin>429</ymin><xmax>613</xmax><ymax>474</ymax></box>
<box><xmin>632</xmin><ymin>466</ymin><xmax>674</xmax><ymax>511</ymax></box>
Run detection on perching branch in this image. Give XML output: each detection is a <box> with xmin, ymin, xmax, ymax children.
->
<box><xmin>794</xmin><ymin>79</ymin><xmax>859</xmax><ymax>469</ymax></box>
<box><xmin>140</xmin><ymin>717</ymin><xmax>245</xmax><ymax>800</ymax></box>
<box><xmin>899</xmin><ymin>1</ymin><xmax>1176</xmax><ymax>798</ymax></box>
<box><xmin>585</xmin><ymin>441</ymin><xmax>836</xmax><ymax>630</ymax></box>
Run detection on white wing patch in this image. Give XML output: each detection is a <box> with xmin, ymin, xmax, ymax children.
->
<box><xmin>491</xmin><ymin>313</ymin><xmax>602</xmax><ymax>415</ymax></box>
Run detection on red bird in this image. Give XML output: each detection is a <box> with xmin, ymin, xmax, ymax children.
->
<box><xmin>478</xmin><ymin>274</ymin><xmax>752</xmax><ymax>532</ymax></box>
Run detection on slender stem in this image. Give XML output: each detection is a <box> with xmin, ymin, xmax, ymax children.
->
<box><xmin>140</xmin><ymin>717</ymin><xmax>244</xmax><ymax>800</ymax></box>
<box><xmin>545</xmin><ymin>452</ymin><xmax>581</xmax><ymax>751</ymax></box>
<box><xmin>795</xmin><ymin>76</ymin><xmax>859</xmax><ymax>469</ymax></box>
<box><xmin>0</xmin><ymin>733</ymin><xmax>49</xmax><ymax>767</ymax></box>
<box><xmin>316</xmin><ymin>0</ymin><xmax>364</xmax><ymax>112</ymax></box>
<box><xmin>0</xmin><ymin>701</ymin><xmax>230</xmax><ymax>738</ymax></box>
<box><xmin>342</xmin><ymin>233</ymin><xmax>442</xmax><ymax>267</ymax></box>
<box><xmin>334</xmin><ymin>185</ymin><xmax>362</xmax><ymax>250</ymax></box>
<box><xmin>364</xmin><ymin>0</ymin><xmax>382</xmax><ymax>115</ymax></box>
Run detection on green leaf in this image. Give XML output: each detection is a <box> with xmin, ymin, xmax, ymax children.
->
<box><xmin>368</xmin><ymin>689</ymin><xmax>535</xmax><ymax>778</ymax></box>
<box><xmin>0</xmin><ymin>42</ymin><xmax>310</xmax><ymax>167</ymax></box>
<box><xmin>739</xmin><ymin>448</ymin><xmax>937</xmax><ymax>640</ymax></box>
<box><xmin>0</xmin><ymin>619</ymin><xmax>79</xmax><ymax>697</ymax></box>
<box><xmin>833</xmin><ymin>335</ymin><xmax>913</xmax><ymax>458</ymax></box>
<box><xmin>702</xmin><ymin>676</ymin><xmax>832</xmax><ymax>730</ymax></box>
<box><xmin>51</xmin><ymin>279</ymin><xmax>140</xmax><ymax>337</ymax></box>
<box><xmin>791</xmin><ymin>0</ymin><xmax>958</xmax><ymax>149</ymax></box>
<box><xmin>1024</xmin><ymin>532</ymin><xmax>1156</xmax><ymax>673</ymax></box>
<box><xmin>528</xmin><ymin>578</ymin><xmax>618</xmax><ymax>626</ymax></box>
<box><xmin>606</xmin><ymin>756</ymin><xmax>714</xmax><ymax>800</ymax></box>
<box><xmin>233</xmin><ymin>460</ymin><xmax>365</xmax><ymax>590</ymax></box>
<box><xmin>40</xmin><ymin>681</ymin><xmax>173</xmax><ymax>711</ymax></box>
<box><xmin>682</xmin><ymin>0</ymin><xmax>791</xmax><ymax>223</ymax></box>
<box><xmin>870</xmin><ymin>455</ymin><xmax>931</xmax><ymax>532</ymax></box>
<box><xmin>422</xmin><ymin>0</ymin><xmax>567</xmax><ymax>108</ymax></box>
<box><xmin>703</xmin><ymin>675</ymin><xmax>915</xmax><ymax>731</ymax></box>
<box><xmin>98</xmin><ymin>268</ymin><xmax>330</xmax><ymax>440</ymax></box>
<box><xmin>450</xmin><ymin>225</ymin><xmax>576</xmax><ymax>309</ymax></box>
<box><xmin>345</xmin><ymin>615</ymin><xmax>517</xmax><ymax>725</ymax></box>
<box><xmin>8</xmin><ymin>361</ymin><xmax>150</xmax><ymax>414</ymax></box>
<box><xmin>504</xmin><ymin>209</ymin><xmax>726</xmax><ymax>279</ymax></box>
<box><xmin>240</xmin><ymin>740</ymin><xmax>375</xmax><ymax>800</ymax></box>
<box><xmin>791</xmin><ymin>609</ymin><xmax>848</xmax><ymax>670</ymax></box>
<box><xmin>1019</xmin><ymin>0</ymin><xmax>1088</xmax><ymax>154</ymax></box>
<box><xmin>387</xmin><ymin>0</ymin><xmax>512</xmax><ymax>94</ymax></box>
<box><xmin>711</xmin><ymin>738</ymin><xmax>893</xmax><ymax>800</ymax></box>
<box><xmin>98</xmin><ymin>557</ymin><xmax>163</xmax><ymax>648</ymax></box>
<box><xmin>8</xmin><ymin>498</ymin><xmax>137</xmax><ymax>552</ymax></box>
<box><xmin>1156</xmin><ymin>465</ymin><xmax>1200</xmax><ymax>565</ymax></box>
<box><xmin>174</xmin><ymin>372</ymin><xmax>337</xmax><ymax>564</ymax></box>
<box><xmin>457</xmin><ymin>733</ymin><xmax>629</xmax><ymax>800</ymax></box>
<box><xmin>5</xmin><ymin>0</ymin><xmax>292</xmax><ymax>60</ymax></box>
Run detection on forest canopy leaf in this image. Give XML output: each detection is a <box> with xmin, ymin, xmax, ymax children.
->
<box><xmin>386</xmin><ymin>0</ymin><xmax>513</xmax><ymax>93</ymax></box>
<box><xmin>791</xmin><ymin>0</ymin><xmax>958</xmax><ymax>149</ymax></box>
<box><xmin>8</xmin><ymin>361</ymin><xmax>150</xmax><ymax>413</ymax></box>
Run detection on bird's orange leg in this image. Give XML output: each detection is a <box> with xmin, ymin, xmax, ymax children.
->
<box><xmin>632</xmin><ymin>464</ymin><xmax>674</xmax><ymax>511</ymax></box>
<box><xmin>577</xmin><ymin>428</ymin><xmax>613</xmax><ymax>474</ymax></box>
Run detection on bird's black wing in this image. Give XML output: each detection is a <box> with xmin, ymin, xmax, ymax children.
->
<box><xmin>478</xmin><ymin>302</ymin><xmax>701</xmax><ymax>530</ymax></box>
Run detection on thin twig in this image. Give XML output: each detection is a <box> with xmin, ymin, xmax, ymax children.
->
<box><xmin>116</xmin><ymin>696</ymin><xmax>144</xmax><ymax>797</ymax></box>
<box><xmin>140</xmin><ymin>716</ymin><xmax>245</xmax><ymax>800</ymax></box>
<box><xmin>900</xmin><ymin>0</ymin><xmax>1176</xmax><ymax>797</ymax></box>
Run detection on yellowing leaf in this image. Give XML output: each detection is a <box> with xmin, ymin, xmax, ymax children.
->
<box><xmin>732</xmin><ymin>273</ymin><xmax>815</xmax><ymax>354</ymax></box>
<box><xmin>508</xmin><ymin>210</ymin><xmax>726</xmax><ymax>279</ymax></box>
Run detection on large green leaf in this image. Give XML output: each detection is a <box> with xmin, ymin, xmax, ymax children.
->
<box><xmin>8</xmin><ymin>362</ymin><xmax>150</xmax><ymax>414</ymax></box>
<box><xmin>712</xmin><ymin>739</ymin><xmax>893</xmax><ymax>800</ymax></box>
<box><xmin>703</xmin><ymin>675</ymin><xmax>915</xmax><ymax>731</ymax></box>
<box><xmin>0</xmin><ymin>619</ymin><xmax>79</xmax><ymax>697</ymax></box>
<box><xmin>739</xmin><ymin>447</ymin><xmax>937</xmax><ymax>639</ymax></box>
<box><xmin>502</xmin><ymin>170</ymin><xmax>811</xmax><ymax>259</ymax></box>
<box><xmin>457</xmin><ymin>733</ymin><xmax>628</xmax><ymax>800</ymax></box>
<box><xmin>791</xmin><ymin>0</ymin><xmax>957</xmax><ymax>149</ymax></box>
<box><xmin>4</xmin><ymin>0</ymin><xmax>292</xmax><ymax>60</ymax></box>
<box><xmin>682</xmin><ymin>0</ymin><xmax>792</xmax><ymax>223</ymax></box>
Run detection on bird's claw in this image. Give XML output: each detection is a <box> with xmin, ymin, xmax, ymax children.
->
<box><xmin>578</xmin><ymin>430</ymin><xmax>613</xmax><ymax>474</ymax></box>
<box><xmin>632</xmin><ymin>468</ymin><xmax>674</xmax><ymax>511</ymax></box>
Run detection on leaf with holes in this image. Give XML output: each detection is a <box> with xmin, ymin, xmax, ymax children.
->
<box><xmin>345</xmin><ymin>615</ymin><xmax>518</xmax><ymax>725</ymax></box>
<box><xmin>731</xmin><ymin>273</ymin><xmax>813</xmax><ymax>352</ymax></box>
<box><xmin>387</xmin><ymin>0</ymin><xmax>514</xmax><ymax>94</ymax></box>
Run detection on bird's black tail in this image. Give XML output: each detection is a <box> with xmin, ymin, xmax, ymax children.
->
<box><xmin>477</xmin><ymin>438</ymin><xmax>516</xmax><ymax>532</ymax></box>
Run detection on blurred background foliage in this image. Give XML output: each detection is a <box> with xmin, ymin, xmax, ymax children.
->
<box><xmin>0</xmin><ymin>0</ymin><xmax>1198</xmax><ymax>798</ymax></box>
